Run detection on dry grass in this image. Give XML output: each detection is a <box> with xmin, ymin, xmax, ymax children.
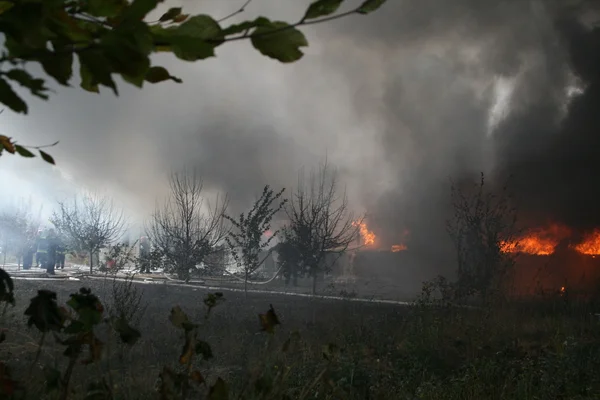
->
<box><xmin>1</xmin><ymin>278</ymin><xmax>600</xmax><ymax>399</ymax></box>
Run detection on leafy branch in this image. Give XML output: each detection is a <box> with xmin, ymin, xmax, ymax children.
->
<box><xmin>0</xmin><ymin>0</ymin><xmax>386</xmax><ymax>164</ymax></box>
<box><xmin>0</xmin><ymin>0</ymin><xmax>387</xmax><ymax>111</ymax></box>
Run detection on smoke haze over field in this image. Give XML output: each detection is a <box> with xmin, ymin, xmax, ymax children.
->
<box><xmin>1</xmin><ymin>0</ymin><xmax>599</xmax><ymax>258</ymax></box>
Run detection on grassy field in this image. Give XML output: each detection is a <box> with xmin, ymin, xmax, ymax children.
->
<box><xmin>2</xmin><ymin>276</ymin><xmax>600</xmax><ymax>399</ymax></box>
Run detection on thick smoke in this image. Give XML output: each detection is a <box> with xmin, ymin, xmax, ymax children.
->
<box><xmin>328</xmin><ymin>0</ymin><xmax>600</xmax><ymax>255</ymax></box>
<box><xmin>495</xmin><ymin>15</ymin><xmax>600</xmax><ymax>235</ymax></box>
<box><xmin>2</xmin><ymin>0</ymin><xmax>599</xmax><ymax>258</ymax></box>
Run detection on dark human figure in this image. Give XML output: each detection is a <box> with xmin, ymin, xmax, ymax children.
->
<box><xmin>55</xmin><ymin>241</ymin><xmax>66</xmax><ymax>269</ymax></box>
<box><xmin>139</xmin><ymin>236</ymin><xmax>151</xmax><ymax>273</ymax></box>
<box><xmin>36</xmin><ymin>230</ymin><xmax>49</xmax><ymax>268</ymax></box>
<box><xmin>22</xmin><ymin>245</ymin><xmax>35</xmax><ymax>270</ymax></box>
<box><xmin>275</xmin><ymin>242</ymin><xmax>301</xmax><ymax>287</ymax></box>
<box><xmin>44</xmin><ymin>229</ymin><xmax>58</xmax><ymax>274</ymax></box>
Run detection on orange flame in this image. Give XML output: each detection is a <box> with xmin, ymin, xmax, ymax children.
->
<box><xmin>500</xmin><ymin>224</ymin><xmax>571</xmax><ymax>256</ymax></box>
<box><xmin>573</xmin><ymin>230</ymin><xmax>600</xmax><ymax>255</ymax></box>
<box><xmin>391</xmin><ymin>244</ymin><xmax>407</xmax><ymax>252</ymax></box>
<box><xmin>391</xmin><ymin>229</ymin><xmax>409</xmax><ymax>252</ymax></box>
<box><xmin>353</xmin><ymin>221</ymin><xmax>376</xmax><ymax>246</ymax></box>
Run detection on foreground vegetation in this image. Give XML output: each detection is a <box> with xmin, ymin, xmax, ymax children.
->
<box><xmin>1</xmin><ymin>272</ymin><xmax>600</xmax><ymax>400</ymax></box>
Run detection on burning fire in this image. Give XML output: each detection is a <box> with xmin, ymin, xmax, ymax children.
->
<box><xmin>500</xmin><ymin>224</ymin><xmax>600</xmax><ymax>257</ymax></box>
<box><xmin>391</xmin><ymin>244</ymin><xmax>407</xmax><ymax>252</ymax></box>
<box><xmin>500</xmin><ymin>224</ymin><xmax>571</xmax><ymax>256</ymax></box>
<box><xmin>353</xmin><ymin>221</ymin><xmax>408</xmax><ymax>252</ymax></box>
<box><xmin>354</xmin><ymin>221</ymin><xmax>376</xmax><ymax>246</ymax></box>
<box><xmin>573</xmin><ymin>230</ymin><xmax>600</xmax><ymax>255</ymax></box>
<box><xmin>391</xmin><ymin>229</ymin><xmax>409</xmax><ymax>252</ymax></box>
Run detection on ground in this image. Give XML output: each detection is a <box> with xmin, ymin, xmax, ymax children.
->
<box><xmin>2</xmin><ymin>270</ymin><xmax>600</xmax><ymax>399</ymax></box>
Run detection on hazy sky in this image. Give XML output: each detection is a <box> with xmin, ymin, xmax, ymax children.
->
<box><xmin>1</xmin><ymin>0</ymin><xmax>599</xmax><ymax>247</ymax></box>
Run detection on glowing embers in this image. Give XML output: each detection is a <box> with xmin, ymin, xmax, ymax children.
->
<box><xmin>391</xmin><ymin>244</ymin><xmax>407</xmax><ymax>252</ymax></box>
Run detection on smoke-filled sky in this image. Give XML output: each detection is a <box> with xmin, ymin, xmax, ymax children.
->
<box><xmin>1</xmin><ymin>0</ymin><xmax>599</xmax><ymax>249</ymax></box>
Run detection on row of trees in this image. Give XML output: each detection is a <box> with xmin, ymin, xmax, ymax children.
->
<box><xmin>0</xmin><ymin>199</ymin><xmax>42</xmax><ymax>266</ymax></box>
<box><xmin>148</xmin><ymin>161</ymin><xmax>361</xmax><ymax>293</ymax></box>
<box><xmin>1</xmin><ymin>167</ymin><xmax>520</xmax><ymax>301</ymax></box>
<box><xmin>42</xmin><ymin>160</ymin><xmax>361</xmax><ymax>294</ymax></box>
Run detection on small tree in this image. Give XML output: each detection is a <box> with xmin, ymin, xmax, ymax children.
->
<box><xmin>224</xmin><ymin>186</ymin><xmax>287</xmax><ymax>295</ymax></box>
<box><xmin>102</xmin><ymin>241</ymin><xmax>139</xmax><ymax>273</ymax></box>
<box><xmin>446</xmin><ymin>172</ymin><xmax>520</xmax><ymax>302</ymax></box>
<box><xmin>285</xmin><ymin>160</ymin><xmax>361</xmax><ymax>294</ymax></box>
<box><xmin>273</xmin><ymin>230</ymin><xmax>304</xmax><ymax>287</ymax></box>
<box><xmin>51</xmin><ymin>194</ymin><xmax>127</xmax><ymax>274</ymax></box>
<box><xmin>147</xmin><ymin>171</ymin><xmax>228</xmax><ymax>281</ymax></box>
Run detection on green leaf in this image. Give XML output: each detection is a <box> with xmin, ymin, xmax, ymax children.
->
<box><xmin>251</xmin><ymin>22</ymin><xmax>308</xmax><ymax>63</ymax></box>
<box><xmin>151</xmin><ymin>17</ymin><xmax>222</xmax><ymax>62</ymax></box>
<box><xmin>221</xmin><ymin>17</ymin><xmax>270</xmax><ymax>36</ymax></box>
<box><xmin>41</xmin><ymin>52</ymin><xmax>73</xmax><ymax>86</ymax></box>
<box><xmin>356</xmin><ymin>0</ymin><xmax>387</xmax><ymax>14</ymax></box>
<box><xmin>5</xmin><ymin>69</ymin><xmax>49</xmax><ymax>100</ymax></box>
<box><xmin>0</xmin><ymin>78</ymin><xmax>27</xmax><ymax>113</ymax></box>
<box><xmin>303</xmin><ymin>0</ymin><xmax>344</xmax><ymax>20</ymax></box>
<box><xmin>159</xmin><ymin>7</ymin><xmax>182</xmax><ymax>22</ymax></box>
<box><xmin>39</xmin><ymin>150</ymin><xmax>55</xmax><ymax>165</ymax></box>
<box><xmin>15</xmin><ymin>145</ymin><xmax>35</xmax><ymax>158</ymax></box>
<box><xmin>85</xmin><ymin>0</ymin><xmax>128</xmax><ymax>18</ymax></box>
<box><xmin>79</xmin><ymin>62</ymin><xmax>99</xmax><ymax>93</ymax></box>
<box><xmin>176</xmin><ymin>15</ymin><xmax>223</xmax><ymax>40</ymax></box>
<box><xmin>101</xmin><ymin>22</ymin><xmax>153</xmax><ymax>87</ymax></box>
<box><xmin>144</xmin><ymin>66</ymin><xmax>182</xmax><ymax>83</ymax></box>
<box><xmin>49</xmin><ymin>12</ymin><xmax>94</xmax><ymax>44</ymax></box>
<box><xmin>0</xmin><ymin>1</ymin><xmax>14</xmax><ymax>15</ymax></box>
<box><xmin>78</xmin><ymin>50</ymin><xmax>118</xmax><ymax>94</ymax></box>
<box><xmin>168</xmin><ymin>36</ymin><xmax>217</xmax><ymax>61</ymax></box>
<box><xmin>123</xmin><ymin>0</ymin><xmax>159</xmax><ymax>22</ymax></box>
<box><xmin>208</xmin><ymin>378</ymin><xmax>229</xmax><ymax>400</ymax></box>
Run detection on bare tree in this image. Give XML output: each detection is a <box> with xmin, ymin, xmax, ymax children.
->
<box><xmin>51</xmin><ymin>194</ymin><xmax>127</xmax><ymax>274</ymax></box>
<box><xmin>224</xmin><ymin>185</ymin><xmax>287</xmax><ymax>295</ymax></box>
<box><xmin>147</xmin><ymin>171</ymin><xmax>229</xmax><ymax>281</ymax></box>
<box><xmin>446</xmin><ymin>172</ymin><xmax>520</xmax><ymax>302</ymax></box>
<box><xmin>285</xmin><ymin>160</ymin><xmax>361</xmax><ymax>294</ymax></box>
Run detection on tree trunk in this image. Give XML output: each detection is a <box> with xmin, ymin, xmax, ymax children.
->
<box><xmin>244</xmin><ymin>269</ymin><xmax>248</xmax><ymax>298</ymax></box>
<box><xmin>89</xmin><ymin>251</ymin><xmax>93</xmax><ymax>274</ymax></box>
<box><xmin>312</xmin><ymin>272</ymin><xmax>317</xmax><ymax>295</ymax></box>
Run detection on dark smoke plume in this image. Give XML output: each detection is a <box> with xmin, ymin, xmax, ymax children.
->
<box><xmin>2</xmin><ymin>0</ymin><xmax>599</xmax><ymax>264</ymax></box>
<box><xmin>324</xmin><ymin>0</ymin><xmax>600</xmax><ymax>257</ymax></box>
